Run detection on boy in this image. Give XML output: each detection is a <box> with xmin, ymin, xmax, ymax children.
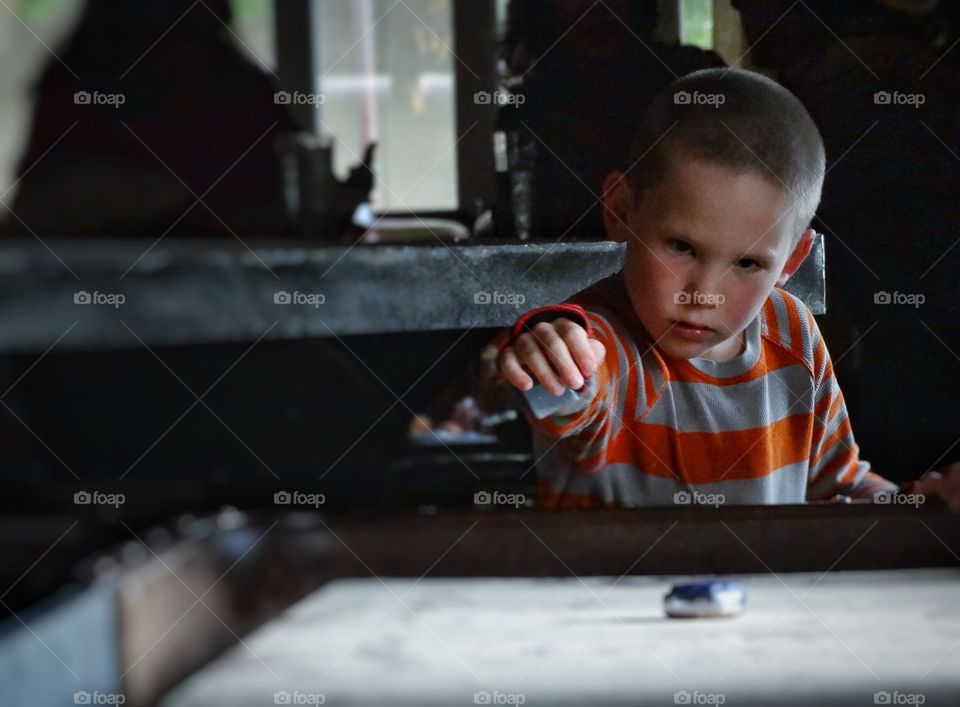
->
<box><xmin>496</xmin><ymin>68</ymin><xmax>960</xmax><ymax>510</ymax></box>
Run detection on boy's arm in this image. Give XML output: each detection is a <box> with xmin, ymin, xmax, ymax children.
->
<box><xmin>499</xmin><ymin>305</ymin><xmax>620</xmax><ymax>473</ymax></box>
<box><xmin>805</xmin><ymin>334</ymin><xmax>898</xmax><ymax>501</ymax></box>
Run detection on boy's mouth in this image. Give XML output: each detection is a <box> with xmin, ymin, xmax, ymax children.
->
<box><xmin>671</xmin><ymin>320</ymin><xmax>715</xmax><ymax>341</ymax></box>
<box><xmin>673</xmin><ymin>320</ymin><xmax>714</xmax><ymax>332</ymax></box>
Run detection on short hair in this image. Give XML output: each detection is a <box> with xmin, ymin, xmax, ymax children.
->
<box><xmin>625</xmin><ymin>68</ymin><xmax>825</xmax><ymax>240</ymax></box>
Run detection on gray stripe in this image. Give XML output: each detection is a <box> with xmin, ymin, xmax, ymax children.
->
<box><xmin>771</xmin><ymin>288</ymin><xmax>792</xmax><ymax>350</ymax></box>
<box><xmin>811</xmin><ymin>428</ymin><xmax>855</xmax><ymax>476</ymax></box>
<box><xmin>641</xmin><ymin>364</ymin><xmax>813</xmax><ymax>433</ymax></box>
<box><xmin>779</xmin><ymin>289</ymin><xmax>816</xmax><ymax>369</ymax></box>
<box><xmin>532</xmin><ymin>411</ymin><xmax>609</xmax><ymax>472</ymax></box>
<box><xmin>588</xmin><ymin>309</ymin><xmax>632</xmax><ymax>441</ymax></box>
<box><xmin>567</xmin><ymin>415</ymin><xmax>612</xmax><ymax>468</ymax></box>
<box><xmin>797</xmin><ymin>296</ymin><xmax>815</xmax><ymax>366</ymax></box>
<box><xmin>808</xmin><ymin>458</ymin><xmax>870</xmax><ymax>500</ymax></box>
<box><xmin>637</xmin><ymin>347</ymin><xmax>667</xmax><ymax>420</ymax></box>
<box><xmin>815</xmin><ymin>344</ymin><xmax>829</xmax><ymax>383</ymax></box>
<box><xmin>813</xmin><ymin>371</ymin><xmax>838</xmax><ymax>407</ymax></box>
<box><xmin>817</xmin><ymin>391</ymin><xmax>849</xmax><ymax>440</ymax></box>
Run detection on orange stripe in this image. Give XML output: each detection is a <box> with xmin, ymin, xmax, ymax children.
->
<box><xmin>783</xmin><ymin>291</ymin><xmax>804</xmax><ymax>352</ymax></box>
<box><xmin>839</xmin><ymin>457</ymin><xmax>862</xmax><ymax>485</ymax></box>
<box><xmin>812</xmin><ymin>335</ymin><xmax>828</xmax><ymax>379</ymax></box>
<box><xmin>643</xmin><ymin>362</ymin><xmax>660</xmax><ymax>404</ymax></box>
<box><xmin>813</xmin><ymin>389</ymin><xmax>834</xmax><ymax>421</ymax></box>
<box><xmin>815</xmin><ymin>455</ymin><xmax>849</xmax><ymax>488</ymax></box>
<box><xmin>827</xmin><ymin>392</ymin><xmax>845</xmax><ymax>422</ymax></box>
<box><xmin>812</xmin><ymin>418</ymin><xmax>853</xmax><ymax>466</ymax></box>
<box><xmin>812</xmin><ymin>447</ymin><xmax>856</xmax><ymax>487</ymax></box>
<box><xmin>811</xmin><ymin>392</ymin><xmax>844</xmax><ymax>433</ymax></box>
<box><xmin>669</xmin><ymin>339</ymin><xmax>804</xmax><ymax>387</ymax></box>
<box><xmin>605</xmin><ymin>413</ymin><xmax>813</xmax><ymax>483</ymax></box>
<box><xmin>764</xmin><ymin>295</ymin><xmax>783</xmax><ymax>344</ymax></box>
<box><xmin>805</xmin><ymin>305</ymin><xmax>819</xmax><ymax>348</ymax></box>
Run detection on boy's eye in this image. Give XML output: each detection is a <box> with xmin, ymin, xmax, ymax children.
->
<box><xmin>669</xmin><ymin>239</ymin><xmax>693</xmax><ymax>255</ymax></box>
<box><xmin>736</xmin><ymin>258</ymin><xmax>761</xmax><ymax>270</ymax></box>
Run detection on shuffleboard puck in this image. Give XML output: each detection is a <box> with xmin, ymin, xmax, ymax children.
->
<box><xmin>664</xmin><ymin>581</ymin><xmax>746</xmax><ymax>618</ymax></box>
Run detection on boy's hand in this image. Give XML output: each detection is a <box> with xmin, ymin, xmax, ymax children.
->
<box><xmin>497</xmin><ymin>318</ymin><xmax>605</xmax><ymax>397</ymax></box>
<box><xmin>908</xmin><ymin>463</ymin><xmax>960</xmax><ymax>513</ymax></box>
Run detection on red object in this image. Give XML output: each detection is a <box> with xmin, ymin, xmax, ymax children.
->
<box><xmin>497</xmin><ymin>304</ymin><xmax>593</xmax><ymax>355</ymax></box>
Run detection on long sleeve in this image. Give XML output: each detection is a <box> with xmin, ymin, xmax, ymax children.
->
<box><xmin>514</xmin><ymin>310</ymin><xmax>626</xmax><ymax>473</ymax></box>
<box><xmin>805</xmin><ymin>319</ymin><xmax>897</xmax><ymax>500</ymax></box>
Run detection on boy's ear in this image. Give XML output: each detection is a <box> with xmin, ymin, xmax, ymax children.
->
<box><xmin>776</xmin><ymin>228</ymin><xmax>815</xmax><ymax>287</ymax></box>
<box><xmin>602</xmin><ymin>171</ymin><xmax>633</xmax><ymax>243</ymax></box>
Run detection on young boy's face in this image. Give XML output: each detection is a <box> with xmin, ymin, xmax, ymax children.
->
<box><xmin>604</xmin><ymin>154</ymin><xmax>814</xmax><ymax>362</ymax></box>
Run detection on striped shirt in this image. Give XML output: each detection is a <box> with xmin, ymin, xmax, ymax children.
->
<box><xmin>514</xmin><ymin>272</ymin><xmax>897</xmax><ymax>508</ymax></box>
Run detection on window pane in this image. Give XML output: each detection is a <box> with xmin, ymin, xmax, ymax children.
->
<box><xmin>680</xmin><ymin>0</ymin><xmax>714</xmax><ymax>50</ymax></box>
<box><xmin>2</xmin><ymin>1</ymin><xmax>458</xmax><ymax>223</ymax></box>
<box><xmin>0</xmin><ymin>0</ymin><xmax>84</xmax><ymax>213</ymax></box>
<box><xmin>232</xmin><ymin>0</ymin><xmax>458</xmax><ymax>213</ymax></box>
<box><xmin>317</xmin><ymin>0</ymin><xmax>457</xmax><ymax>212</ymax></box>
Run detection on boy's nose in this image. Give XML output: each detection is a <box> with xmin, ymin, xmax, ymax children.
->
<box><xmin>683</xmin><ymin>274</ymin><xmax>724</xmax><ymax>307</ymax></box>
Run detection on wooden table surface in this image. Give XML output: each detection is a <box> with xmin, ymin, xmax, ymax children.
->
<box><xmin>162</xmin><ymin>568</ymin><xmax>960</xmax><ymax>707</ymax></box>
